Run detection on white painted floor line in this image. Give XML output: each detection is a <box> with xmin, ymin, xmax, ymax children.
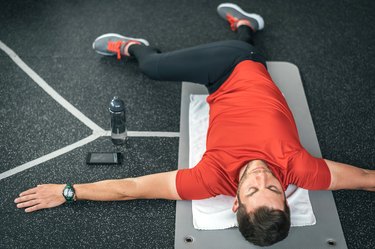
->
<box><xmin>128</xmin><ymin>131</ymin><xmax>180</xmax><ymax>137</ymax></box>
<box><xmin>0</xmin><ymin>134</ymin><xmax>101</xmax><ymax>181</ymax></box>
<box><xmin>102</xmin><ymin>130</ymin><xmax>180</xmax><ymax>137</ymax></box>
<box><xmin>0</xmin><ymin>40</ymin><xmax>104</xmax><ymax>132</ymax></box>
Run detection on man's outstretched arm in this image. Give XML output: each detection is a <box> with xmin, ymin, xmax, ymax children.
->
<box><xmin>325</xmin><ymin>159</ymin><xmax>375</xmax><ymax>191</ymax></box>
<box><xmin>15</xmin><ymin>170</ymin><xmax>181</xmax><ymax>213</ymax></box>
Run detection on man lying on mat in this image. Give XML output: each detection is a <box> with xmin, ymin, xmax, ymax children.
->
<box><xmin>14</xmin><ymin>3</ymin><xmax>375</xmax><ymax>247</ymax></box>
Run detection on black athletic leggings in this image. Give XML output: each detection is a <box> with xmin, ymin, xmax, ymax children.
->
<box><xmin>129</xmin><ymin>25</ymin><xmax>266</xmax><ymax>94</ymax></box>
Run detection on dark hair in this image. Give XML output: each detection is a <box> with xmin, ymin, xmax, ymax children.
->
<box><xmin>236</xmin><ymin>200</ymin><xmax>291</xmax><ymax>247</ymax></box>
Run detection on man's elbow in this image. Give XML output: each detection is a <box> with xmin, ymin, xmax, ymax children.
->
<box><xmin>118</xmin><ymin>178</ymin><xmax>139</xmax><ymax>200</ymax></box>
<box><xmin>359</xmin><ymin>170</ymin><xmax>375</xmax><ymax>191</ymax></box>
<box><xmin>360</xmin><ymin>170</ymin><xmax>375</xmax><ymax>191</ymax></box>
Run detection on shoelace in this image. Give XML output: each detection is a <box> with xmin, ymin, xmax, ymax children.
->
<box><xmin>226</xmin><ymin>14</ymin><xmax>239</xmax><ymax>31</ymax></box>
<box><xmin>107</xmin><ymin>40</ymin><xmax>142</xmax><ymax>60</ymax></box>
<box><xmin>226</xmin><ymin>14</ymin><xmax>254</xmax><ymax>32</ymax></box>
<box><xmin>107</xmin><ymin>40</ymin><xmax>125</xmax><ymax>60</ymax></box>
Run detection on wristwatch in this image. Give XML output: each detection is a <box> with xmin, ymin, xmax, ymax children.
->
<box><xmin>62</xmin><ymin>183</ymin><xmax>76</xmax><ymax>203</ymax></box>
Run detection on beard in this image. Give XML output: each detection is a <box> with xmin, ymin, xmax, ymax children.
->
<box><xmin>237</xmin><ymin>163</ymin><xmax>252</xmax><ymax>198</ymax></box>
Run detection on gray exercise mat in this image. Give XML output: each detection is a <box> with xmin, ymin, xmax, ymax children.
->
<box><xmin>175</xmin><ymin>62</ymin><xmax>347</xmax><ymax>249</ymax></box>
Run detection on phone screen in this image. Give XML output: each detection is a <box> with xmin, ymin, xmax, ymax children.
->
<box><xmin>86</xmin><ymin>153</ymin><xmax>121</xmax><ymax>164</ymax></box>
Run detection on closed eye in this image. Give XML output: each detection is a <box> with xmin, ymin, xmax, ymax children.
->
<box><xmin>267</xmin><ymin>185</ymin><xmax>282</xmax><ymax>195</ymax></box>
<box><xmin>247</xmin><ymin>187</ymin><xmax>258</xmax><ymax>197</ymax></box>
<box><xmin>246</xmin><ymin>186</ymin><xmax>282</xmax><ymax>197</ymax></box>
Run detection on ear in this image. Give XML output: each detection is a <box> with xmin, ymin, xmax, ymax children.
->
<box><xmin>232</xmin><ymin>196</ymin><xmax>239</xmax><ymax>213</ymax></box>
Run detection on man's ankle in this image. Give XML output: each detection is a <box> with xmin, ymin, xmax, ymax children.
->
<box><xmin>123</xmin><ymin>41</ymin><xmax>141</xmax><ymax>56</ymax></box>
<box><xmin>236</xmin><ymin>19</ymin><xmax>255</xmax><ymax>32</ymax></box>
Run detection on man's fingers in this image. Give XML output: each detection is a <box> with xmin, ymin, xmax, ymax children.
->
<box><xmin>14</xmin><ymin>194</ymin><xmax>37</xmax><ymax>204</ymax></box>
<box><xmin>16</xmin><ymin>199</ymin><xmax>39</xmax><ymax>209</ymax></box>
<box><xmin>25</xmin><ymin>204</ymin><xmax>43</xmax><ymax>213</ymax></box>
<box><xmin>19</xmin><ymin>187</ymin><xmax>38</xmax><ymax>197</ymax></box>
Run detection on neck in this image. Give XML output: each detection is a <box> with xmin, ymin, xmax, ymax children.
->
<box><xmin>238</xmin><ymin>160</ymin><xmax>268</xmax><ymax>180</ymax></box>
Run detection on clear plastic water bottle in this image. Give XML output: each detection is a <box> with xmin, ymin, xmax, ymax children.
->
<box><xmin>109</xmin><ymin>96</ymin><xmax>127</xmax><ymax>145</ymax></box>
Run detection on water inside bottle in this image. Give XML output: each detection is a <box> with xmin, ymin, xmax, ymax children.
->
<box><xmin>111</xmin><ymin>129</ymin><xmax>127</xmax><ymax>145</ymax></box>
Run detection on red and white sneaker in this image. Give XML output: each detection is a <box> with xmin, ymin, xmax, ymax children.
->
<box><xmin>217</xmin><ymin>3</ymin><xmax>264</xmax><ymax>32</ymax></box>
<box><xmin>92</xmin><ymin>33</ymin><xmax>149</xmax><ymax>59</ymax></box>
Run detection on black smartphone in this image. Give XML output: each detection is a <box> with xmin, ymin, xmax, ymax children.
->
<box><xmin>86</xmin><ymin>152</ymin><xmax>123</xmax><ymax>165</ymax></box>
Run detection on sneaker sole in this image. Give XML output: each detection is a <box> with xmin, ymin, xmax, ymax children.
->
<box><xmin>217</xmin><ymin>3</ymin><xmax>264</xmax><ymax>30</ymax></box>
<box><xmin>92</xmin><ymin>33</ymin><xmax>150</xmax><ymax>56</ymax></box>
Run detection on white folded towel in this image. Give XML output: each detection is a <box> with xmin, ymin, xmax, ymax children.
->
<box><xmin>189</xmin><ymin>94</ymin><xmax>316</xmax><ymax>230</ymax></box>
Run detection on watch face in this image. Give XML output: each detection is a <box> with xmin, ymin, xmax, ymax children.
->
<box><xmin>64</xmin><ymin>188</ymin><xmax>74</xmax><ymax>198</ymax></box>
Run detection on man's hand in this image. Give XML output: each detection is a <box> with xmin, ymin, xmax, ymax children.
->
<box><xmin>14</xmin><ymin>184</ymin><xmax>66</xmax><ymax>213</ymax></box>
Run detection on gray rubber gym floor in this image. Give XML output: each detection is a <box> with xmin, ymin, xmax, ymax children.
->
<box><xmin>0</xmin><ymin>0</ymin><xmax>374</xmax><ymax>248</ymax></box>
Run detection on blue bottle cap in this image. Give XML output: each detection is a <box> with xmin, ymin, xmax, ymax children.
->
<box><xmin>109</xmin><ymin>96</ymin><xmax>125</xmax><ymax>112</ymax></box>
